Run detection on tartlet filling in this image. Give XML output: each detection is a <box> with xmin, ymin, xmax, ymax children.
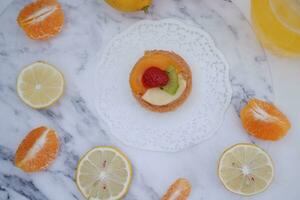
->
<box><xmin>142</xmin><ymin>74</ymin><xmax>186</xmax><ymax>106</ymax></box>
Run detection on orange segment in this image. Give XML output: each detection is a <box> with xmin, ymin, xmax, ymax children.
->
<box><xmin>240</xmin><ymin>99</ymin><xmax>291</xmax><ymax>141</ymax></box>
<box><xmin>130</xmin><ymin>51</ymin><xmax>190</xmax><ymax>95</ymax></box>
<box><xmin>15</xmin><ymin>126</ymin><xmax>60</xmax><ymax>172</ymax></box>
<box><xmin>17</xmin><ymin>0</ymin><xmax>64</xmax><ymax>40</ymax></box>
<box><xmin>161</xmin><ymin>178</ymin><xmax>191</xmax><ymax>200</ymax></box>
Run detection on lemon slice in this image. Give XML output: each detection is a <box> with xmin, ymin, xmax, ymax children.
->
<box><xmin>17</xmin><ymin>61</ymin><xmax>64</xmax><ymax>109</ymax></box>
<box><xmin>218</xmin><ymin>143</ymin><xmax>274</xmax><ymax>196</ymax></box>
<box><xmin>75</xmin><ymin>147</ymin><xmax>133</xmax><ymax>200</ymax></box>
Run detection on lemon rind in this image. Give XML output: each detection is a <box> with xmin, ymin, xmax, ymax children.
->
<box><xmin>217</xmin><ymin>143</ymin><xmax>274</xmax><ymax>196</ymax></box>
<box><xmin>75</xmin><ymin>146</ymin><xmax>133</xmax><ymax>200</ymax></box>
<box><xmin>17</xmin><ymin>61</ymin><xmax>65</xmax><ymax>109</ymax></box>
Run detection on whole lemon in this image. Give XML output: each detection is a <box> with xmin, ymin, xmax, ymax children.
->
<box><xmin>105</xmin><ymin>0</ymin><xmax>152</xmax><ymax>12</ymax></box>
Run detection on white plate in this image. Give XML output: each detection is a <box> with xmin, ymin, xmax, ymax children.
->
<box><xmin>95</xmin><ymin>19</ymin><xmax>232</xmax><ymax>152</ymax></box>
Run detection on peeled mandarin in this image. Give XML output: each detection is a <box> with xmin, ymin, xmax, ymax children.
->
<box><xmin>15</xmin><ymin>126</ymin><xmax>60</xmax><ymax>172</ymax></box>
<box><xmin>17</xmin><ymin>0</ymin><xmax>64</xmax><ymax>40</ymax></box>
<box><xmin>161</xmin><ymin>178</ymin><xmax>191</xmax><ymax>200</ymax></box>
<box><xmin>240</xmin><ymin>99</ymin><xmax>291</xmax><ymax>141</ymax></box>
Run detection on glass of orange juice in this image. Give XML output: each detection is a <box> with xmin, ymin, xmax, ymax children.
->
<box><xmin>251</xmin><ymin>0</ymin><xmax>300</xmax><ymax>57</ymax></box>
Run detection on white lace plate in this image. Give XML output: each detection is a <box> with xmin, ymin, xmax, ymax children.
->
<box><xmin>95</xmin><ymin>19</ymin><xmax>232</xmax><ymax>152</ymax></box>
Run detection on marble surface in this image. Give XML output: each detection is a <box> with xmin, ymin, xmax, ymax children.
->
<box><xmin>0</xmin><ymin>0</ymin><xmax>299</xmax><ymax>199</ymax></box>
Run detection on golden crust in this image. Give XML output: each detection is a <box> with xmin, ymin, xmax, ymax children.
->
<box><xmin>130</xmin><ymin>50</ymin><xmax>192</xmax><ymax>112</ymax></box>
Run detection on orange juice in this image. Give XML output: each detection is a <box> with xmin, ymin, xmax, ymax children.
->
<box><xmin>251</xmin><ymin>0</ymin><xmax>300</xmax><ymax>57</ymax></box>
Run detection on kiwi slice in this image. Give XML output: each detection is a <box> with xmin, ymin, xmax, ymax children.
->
<box><xmin>162</xmin><ymin>66</ymin><xmax>179</xmax><ymax>95</ymax></box>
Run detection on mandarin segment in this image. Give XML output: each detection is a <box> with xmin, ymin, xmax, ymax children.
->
<box><xmin>15</xmin><ymin>126</ymin><xmax>47</xmax><ymax>166</ymax></box>
<box><xmin>15</xmin><ymin>126</ymin><xmax>59</xmax><ymax>172</ymax></box>
<box><xmin>17</xmin><ymin>0</ymin><xmax>64</xmax><ymax>40</ymax></box>
<box><xmin>161</xmin><ymin>178</ymin><xmax>191</xmax><ymax>200</ymax></box>
<box><xmin>240</xmin><ymin>99</ymin><xmax>291</xmax><ymax>141</ymax></box>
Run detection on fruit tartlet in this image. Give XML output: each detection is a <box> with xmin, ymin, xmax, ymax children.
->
<box><xmin>129</xmin><ymin>50</ymin><xmax>192</xmax><ymax>112</ymax></box>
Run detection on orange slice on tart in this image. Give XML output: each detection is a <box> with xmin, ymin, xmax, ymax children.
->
<box><xmin>129</xmin><ymin>50</ymin><xmax>192</xmax><ymax>112</ymax></box>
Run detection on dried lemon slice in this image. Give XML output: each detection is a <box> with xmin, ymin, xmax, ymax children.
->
<box><xmin>17</xmin><ymin>61</ymin><xmax>64</xmax><ymax>109</ymax></box>
<box><xmin>218</xmin><ymin>143</ymin><xmax>274</xmax><ymax>196</ymax></box>
<box><xmin>75</xmin><ymin>147</ymin><xmax>132</xmax><ymax>200</ymax></box>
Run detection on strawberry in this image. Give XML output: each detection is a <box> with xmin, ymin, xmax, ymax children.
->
<box><xmin>142</xmin><ymin>67</ymin><xmax>169</xmax><ymax>88</ymax></box>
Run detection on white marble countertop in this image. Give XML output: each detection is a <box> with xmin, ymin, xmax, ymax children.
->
<box><xmin>0</xmin><ymin>0</ymin><xmax>299</xmax><ymax>200</ymax></box>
